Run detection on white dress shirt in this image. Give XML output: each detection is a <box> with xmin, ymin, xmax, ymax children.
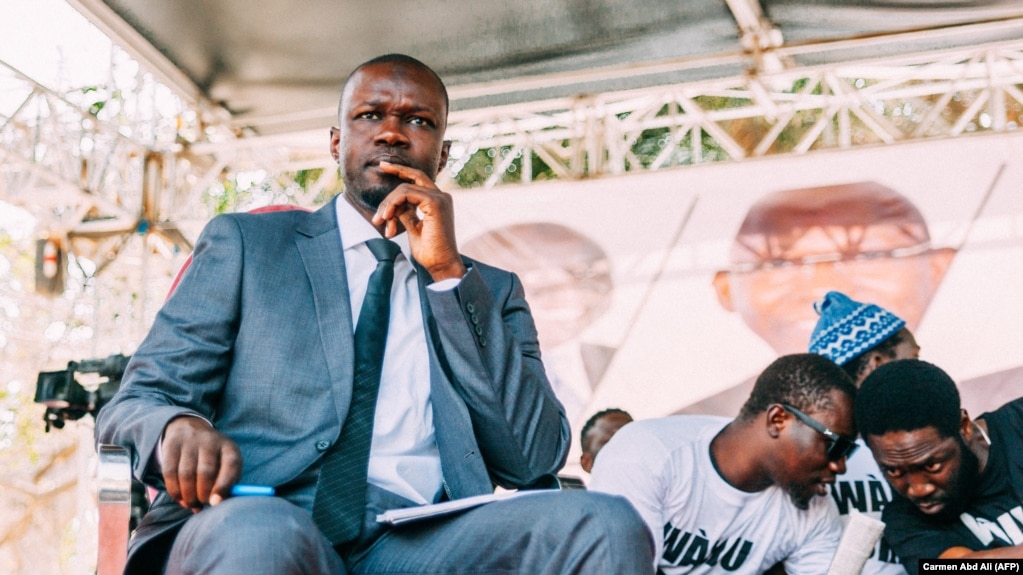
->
<box><xmin>336</xmin><ymin>198</ymin><xmax>445</xmax><ymax>504</ymax></box>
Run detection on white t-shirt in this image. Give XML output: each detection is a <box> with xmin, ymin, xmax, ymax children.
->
<box><xmin>827</xmin><ymin>439</ymin><xmax>906</xmax><ymax>575</ymax></box>
<box><xmin>590</xmin><ymin>416</ymin><xmax>842</xmax><ymax>575</ymax></box>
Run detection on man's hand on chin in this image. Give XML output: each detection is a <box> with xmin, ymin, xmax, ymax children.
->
<box><xmin>373</xmin><ymin>161</ymin><xmax>466</xmax><ymax>281</ymax></box>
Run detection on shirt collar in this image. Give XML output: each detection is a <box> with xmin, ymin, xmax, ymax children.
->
<box><xmin>336</xmin><ymin>194</ymin><xmax>412</xmax><ymax>261</ymax></box>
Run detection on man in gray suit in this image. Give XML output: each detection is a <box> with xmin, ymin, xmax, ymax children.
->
<box><xmin>96</xmin><ymin>54</ymin><xmax>653</xmax><ymax>574</ymax></box>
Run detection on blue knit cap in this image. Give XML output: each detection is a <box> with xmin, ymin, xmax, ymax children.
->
<box><xmin>808</xmin><ymin>291</ymin><xmax>906</xmax><ymax>366</ymax></box>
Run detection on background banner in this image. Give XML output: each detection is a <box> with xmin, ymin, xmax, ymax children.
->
<box><xmin>453</xmin><ymin>131</ymin><xmax>1023</xmax><ymax>476</ymax></box>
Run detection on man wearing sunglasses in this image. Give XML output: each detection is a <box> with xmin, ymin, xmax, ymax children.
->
<box><xmin>589</xmin><ymin>354</ymin><xmax>857</xmax><ymax>574</ymax></box>
<box><xmin>809</xmin><ymin>291</ymin><xmax>920</xmax><ymax>575</ymax></box>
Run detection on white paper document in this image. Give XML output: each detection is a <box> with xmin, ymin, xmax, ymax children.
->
<box><xmin>826</xmin><ymin>511</ymin><xmax>888</xmax><ymax>575</ymax></box>
<box><xmin>376</xmin><ymin>489</ymin><xmax>557</xmax><ymax>526</ymax></box>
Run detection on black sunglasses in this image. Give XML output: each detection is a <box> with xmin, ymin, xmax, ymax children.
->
<box><xmin>780</xmin><ymin>403</ymin><xmax>858</xmax><ymax>462</ymax></box>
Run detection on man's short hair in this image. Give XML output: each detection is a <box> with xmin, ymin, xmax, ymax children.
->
<box><xmin>580</xmin><ymin>408</ymin><xmax>632</xmax><ymax>452</ymax></box>
<box><xmin>855</xmin><ymin>359</ymin><xmax>962</xmax><ymax>439</ymax></box>
<box><xmin>738</xmin><ymin>353</ymin><xmax>857</xmax><ymax>420</ymax></box>
<box><xmin>338</xmin><ymin>53</ymin><xmax>449</xmax><ymax>119</ymax></box>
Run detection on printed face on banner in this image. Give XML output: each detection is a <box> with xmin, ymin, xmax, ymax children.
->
<box><xmin>453</xmin><ymin>135</ymin><xmax>1023</xmax><ymax>430</ymax></box>
<box><xmin>462</xmin><ymin>222</ymin><xmax>613</xmax><ymax>349</ymax></box>
<box><xmin>461</xmin><ymin>222</ymin><xmax>615</xmax><ymax>426</ymax></box>
<box><xmin>712</xmin><ymin>182</ymin><xmax>956</xmax><ymax>355</ymax></box>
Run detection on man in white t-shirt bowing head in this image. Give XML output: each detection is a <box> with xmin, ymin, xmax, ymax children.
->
<box><xmin>590</xmin><ymin>354</ymin><xmax>857</xmax><ymax>574</ymax></box>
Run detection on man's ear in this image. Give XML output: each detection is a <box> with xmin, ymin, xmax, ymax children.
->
<box><xmin>580</xmin><ymin>452</ymin><xmax>594</xmax><ymax>474</ymax></box>
<box><xmin>927</xmin><ymin>247</ymin><xmax>956</xmax><ymax>286</ymax></box>
<box><xmin>766</xmin><ymin>404</ymin><xmax>787</xmax><ymax>439</ymax></box>
<box><xmin>958</xmin><ymin>408</ymin><xmax>973</xmax><ymax>440</ymax></box>
<box><xmin>438</xmin><ymin>140</ymin><xmax>451</xmax><ymax>174</ymax></box>
<box><xmin>712</xmin><ymin>270</ymin><xmax>736</xmax><ymax>312</ymax></box>
<box><xmin>329</xmin><ymin>127</ymin><xmax>340</xmax><ymax>162</ymax></box>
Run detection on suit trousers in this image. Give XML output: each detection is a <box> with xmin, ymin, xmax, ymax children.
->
<box><xmin>165</xmin><ymin>484</ymin><xmax>654</xmax><ymax>575</ymax></box>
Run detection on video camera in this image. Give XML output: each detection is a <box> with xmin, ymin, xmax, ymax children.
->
<box><xmin>35</xmin><ymin>353</ymin><xmax>151</xmax><ymax>530</ymax></box>
<box><xmin>34</xmin><ymin>354</ymin><xmax>130</xmax><ymax>432</ymax></box>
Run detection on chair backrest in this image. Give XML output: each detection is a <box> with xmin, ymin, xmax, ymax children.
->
<box><xmin>97</xmin><ymin>445</ymin><xmax>131</xmax><ymax>575</ymax></box>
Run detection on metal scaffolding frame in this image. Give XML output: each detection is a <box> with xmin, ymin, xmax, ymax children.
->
<box><xmin>166</xmin><ymin>25</ymin><xmax>1023</xmax><ymax>196</ymax></box>
<box><xmin>443</xmin><ymin>36</ymin><xmax>1023</xmax><ymax>185</ymax></box>
<box><xmin>3</xmin><ymin>22</ymin><xmax>1023</xmax><ymax>265</ymax></box>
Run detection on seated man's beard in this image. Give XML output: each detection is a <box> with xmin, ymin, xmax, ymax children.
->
<box><xmin>351</xmin><ymin>177</ymin><xmax>403</xmax><ymax>211</ymax></box>
<box><xmin>362</xmin><ymin>183</ymin><xmax>397</xmax><ymax>209</ymax></box>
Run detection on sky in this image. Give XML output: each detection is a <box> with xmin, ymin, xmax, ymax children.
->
<box><xmin>0</xmin><ymin>0</ymin><xmax>114</xmax><ymax>238</ymax></box>
<box><xmin>1</xmin><ymin>0</ymin><xmax>112</xmax><ymax>93</ymax></box>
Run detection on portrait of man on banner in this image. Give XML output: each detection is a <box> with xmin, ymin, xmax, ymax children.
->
<box><xmin>684</xmin><ymin>181</ymin><xmax>956</xmax><ymax>416</ymax></box>
<box><xmin>462</xmin><ymin>222</ymin><xmax>615</xmax><ymax>427</ymax></box>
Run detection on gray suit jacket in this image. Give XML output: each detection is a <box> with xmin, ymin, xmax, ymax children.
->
<box><xmin>95</xmin><ymin>197</ymin><xmax>570</xmax><ymax>572</ymax></box>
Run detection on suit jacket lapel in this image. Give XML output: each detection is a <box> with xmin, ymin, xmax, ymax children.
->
<box><xmin>296</xmin><ymin>197</ymin><xmax>356</xmax><ymax>425</ymax></box>
<box><xmin>414</xmin><ymin>259</ymin><xmax>494</xmax><ymax>498</ymax></box>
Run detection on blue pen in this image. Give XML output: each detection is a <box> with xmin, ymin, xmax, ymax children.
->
<box><xmin>231</xmin><ymin>484</ymin><xmax>275</xmax><ymax>497</ymax></box>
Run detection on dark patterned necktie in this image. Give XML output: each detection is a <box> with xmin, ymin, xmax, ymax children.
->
<box><xmin>313</xmin><ymin>238</ymin><xmax>401</xmax><ymax>547</ymax></box>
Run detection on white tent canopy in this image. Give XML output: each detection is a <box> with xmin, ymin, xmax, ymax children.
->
<box><xmin>72</xmin><ymin>0</ymin><xmax>1023</xmax><ymax>135</ymax></box>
